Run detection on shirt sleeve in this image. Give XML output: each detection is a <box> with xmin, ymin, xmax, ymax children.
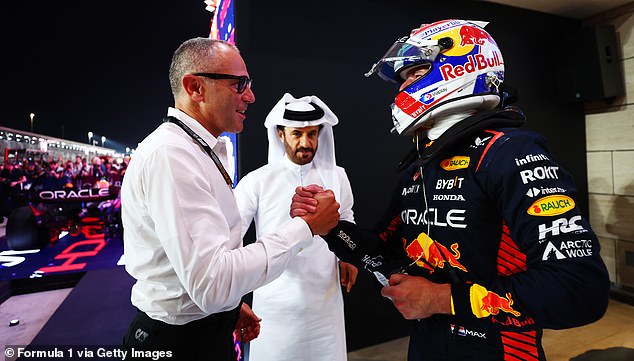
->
<box><xmin>141</xmin><ymin>144</ymin><xmax>313</xmax><ymax>314</ymax></box>
<box><xmin>337</xmin><ymin>167</ymin><xmax>355</xmax><ymax>223</ymax></box>
<box><xmin>234</xmin><ymin>172</ymin><xmax>259</xmax><ymax>239</ymax></box>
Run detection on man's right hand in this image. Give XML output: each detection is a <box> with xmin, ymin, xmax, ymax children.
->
<box><xmin>290</xmin><ymin>184</ymin><xmax>323</xmax><ymax>216</ymax></box>
<box><xmin>380</xmin><ymin>274</ymin><xmax>453</xmax><ymax>320</ymax></box>
<box><xmin>293</xmin><ymin>185</ymin><xmax>340</xmax><ymax>235</ymax></box>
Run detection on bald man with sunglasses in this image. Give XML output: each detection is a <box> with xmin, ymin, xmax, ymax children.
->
<box><xmin>121</xmin><ymin>38</ymin><xmax>340</xmax><ymax>361</ymax></box>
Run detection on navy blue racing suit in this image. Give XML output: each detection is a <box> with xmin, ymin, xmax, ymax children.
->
<box><xmin>323</xmin><ymin>109</ymin><xmax>610</xmax><ymax>360</ymax></box>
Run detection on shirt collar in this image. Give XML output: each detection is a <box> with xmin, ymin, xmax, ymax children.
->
<box><xmin>167</xmin><ymin>107</ymin><xmax>220</xmax><ymax>149</ymax></box>
<box><xmin>282</xmin><ymin>154</ymin><xmax>315</xmax><ymax>172</ymax></box>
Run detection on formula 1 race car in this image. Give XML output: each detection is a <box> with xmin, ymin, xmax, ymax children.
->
<box><xmin>5</xmin><ymin>178</ymin><xmax>121</xmax><ymax>250</ymax></box>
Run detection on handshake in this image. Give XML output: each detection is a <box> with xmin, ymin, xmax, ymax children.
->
<box><xmin>290</xmin><ymin>184</ymin><xmax>340</xmax><ymax>236</ymax></box>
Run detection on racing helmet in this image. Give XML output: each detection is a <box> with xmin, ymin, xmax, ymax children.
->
<box><xmin>365</xmin><ymin>19</ymin><xmax>505</xmax><ymax>135</ymax></box>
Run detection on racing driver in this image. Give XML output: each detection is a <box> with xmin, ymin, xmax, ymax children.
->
<box><xmin>292</xmin><ymin>19</ymin><xmax>610</xmax><ymax>360</ymax></box>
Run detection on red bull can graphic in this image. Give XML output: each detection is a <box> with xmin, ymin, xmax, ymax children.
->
<box><xmin>404</xmin><ymin>232</ymin><xmax>467</xmax><ymax>273</ymax></box>
<box><xmin>471</xmin><ymin>284</ymin><xmax>521</xmax><ymax>317</ymax></box>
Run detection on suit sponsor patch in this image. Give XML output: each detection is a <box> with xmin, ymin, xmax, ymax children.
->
<box><xmin>440</xmin><ymin>156</ymin><xmax>470</xmax><ymax>171</ymax></box>
<box><xmin>527</xmin><ymin>195</ymin><xmax>575</xmax><ymax>216</ymax></box>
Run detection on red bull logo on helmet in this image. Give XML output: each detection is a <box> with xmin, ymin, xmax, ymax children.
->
<box><xmin>439</xmin><ymin>52</ymin><xmax>502</xmax><ymax>82</ymax></box>
<box><xmin>471</xmin><ymin>284</ymin><xmax>521</xmax><ymax>318</ymax></box>
<box><xmin>459</xmin><ymin>25</ymin><xmax>492</xmax><ymax>46</ymax></box>
<box><xmin>404</xmin><ymin>232</ymin><xmax>467</xmax><ymax>273</ymax></box>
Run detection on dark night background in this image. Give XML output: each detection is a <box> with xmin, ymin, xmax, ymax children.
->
<box><xmin>1</xmin><ymin>1</ymin><xmax>213</xmax><ymax>151</ymax></box>
<box><xmin>2</xmin><ymin>0</ymin><xmax>596</xmax><ymax>351</ymax></box>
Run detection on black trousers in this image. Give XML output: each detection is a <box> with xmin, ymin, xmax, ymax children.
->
<box><xmin>123</xmin><ymin>306</ymin><xmax>241</xmax><ymax>361</ymax></box>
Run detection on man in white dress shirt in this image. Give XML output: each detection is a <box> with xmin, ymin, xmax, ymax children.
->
<box><xmin>235</xmin><ymin>93</ymin><xmax>357</xmax><ymax>361</ymax></box>
<box><xmin>121</xmin><ymin>39</ymin><xmax>340</xmax><ymax>360</ymax></box>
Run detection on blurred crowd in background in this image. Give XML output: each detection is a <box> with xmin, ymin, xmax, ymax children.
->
<box><xmin>0</xmin><ymin>155</ymin><xmax>129</xmax><ymax>222</ymax></box>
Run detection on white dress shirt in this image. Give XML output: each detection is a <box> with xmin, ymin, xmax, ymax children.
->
<box><xmin>235</xmin><ymin>156</ymin><xmax>354</xmax><ymax>361</ymax></box>
<box><xmin>122</xmin><ymin>108</ymin><xmax>313</xmax><ymax>325</ymax></box>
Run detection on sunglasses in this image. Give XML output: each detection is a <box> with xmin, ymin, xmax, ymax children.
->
<box><xmin>192</xmin><ymin>72</ymin><xmax>253</xmax><ymax>94</ymax></box>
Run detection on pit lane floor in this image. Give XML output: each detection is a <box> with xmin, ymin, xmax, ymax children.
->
<box><xmin>1</xmin><ymin>218</ymin><xmax>633</xmax><ymax>361</ymax></box>
<box><xmin>346</xmin><ymin>299</ymin><xmax>634</xmax><ymax>361</ymax></box>
<box><xmin>1</xmin><ymin>295</ymin><xmax>633</xmax><ymax>361</ymax></box>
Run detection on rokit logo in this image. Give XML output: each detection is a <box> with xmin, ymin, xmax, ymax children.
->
<box><xmin>520</xmin><ymin>166</ymin><xmax>560</xmax><ymax>184</ymax></box>
<box><xmin>538</xmin><ymin>215</ymin><xmax>587</xmax><ymax>241</ymax></box>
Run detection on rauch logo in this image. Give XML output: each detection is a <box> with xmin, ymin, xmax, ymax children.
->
<box><xmin>527</xmin><ymin>195</ymin><xmax>575</xmax><ymax>216</ymax></box>
<box><xmin>440</xmin><ymin>156</ymin><xmax>470</xmax><ymax>171</ymax></box>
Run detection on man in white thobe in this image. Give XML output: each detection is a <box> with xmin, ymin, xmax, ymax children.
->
<box><xmin>235</xmin><ymin>93</ymin><xmax>357</xmax><ymax>361</ymax></box>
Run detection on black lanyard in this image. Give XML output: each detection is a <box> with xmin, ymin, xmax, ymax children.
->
<box><xmin>163</xmin><ymin>116</ymin><xmax>233</xmax><ymax>188</ymax></box>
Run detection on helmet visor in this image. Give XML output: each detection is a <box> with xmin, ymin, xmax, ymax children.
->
<box><xmin>365</xmin><ymin>37</ymin><xmax>443</xmax><ymax>84</ymax></box>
